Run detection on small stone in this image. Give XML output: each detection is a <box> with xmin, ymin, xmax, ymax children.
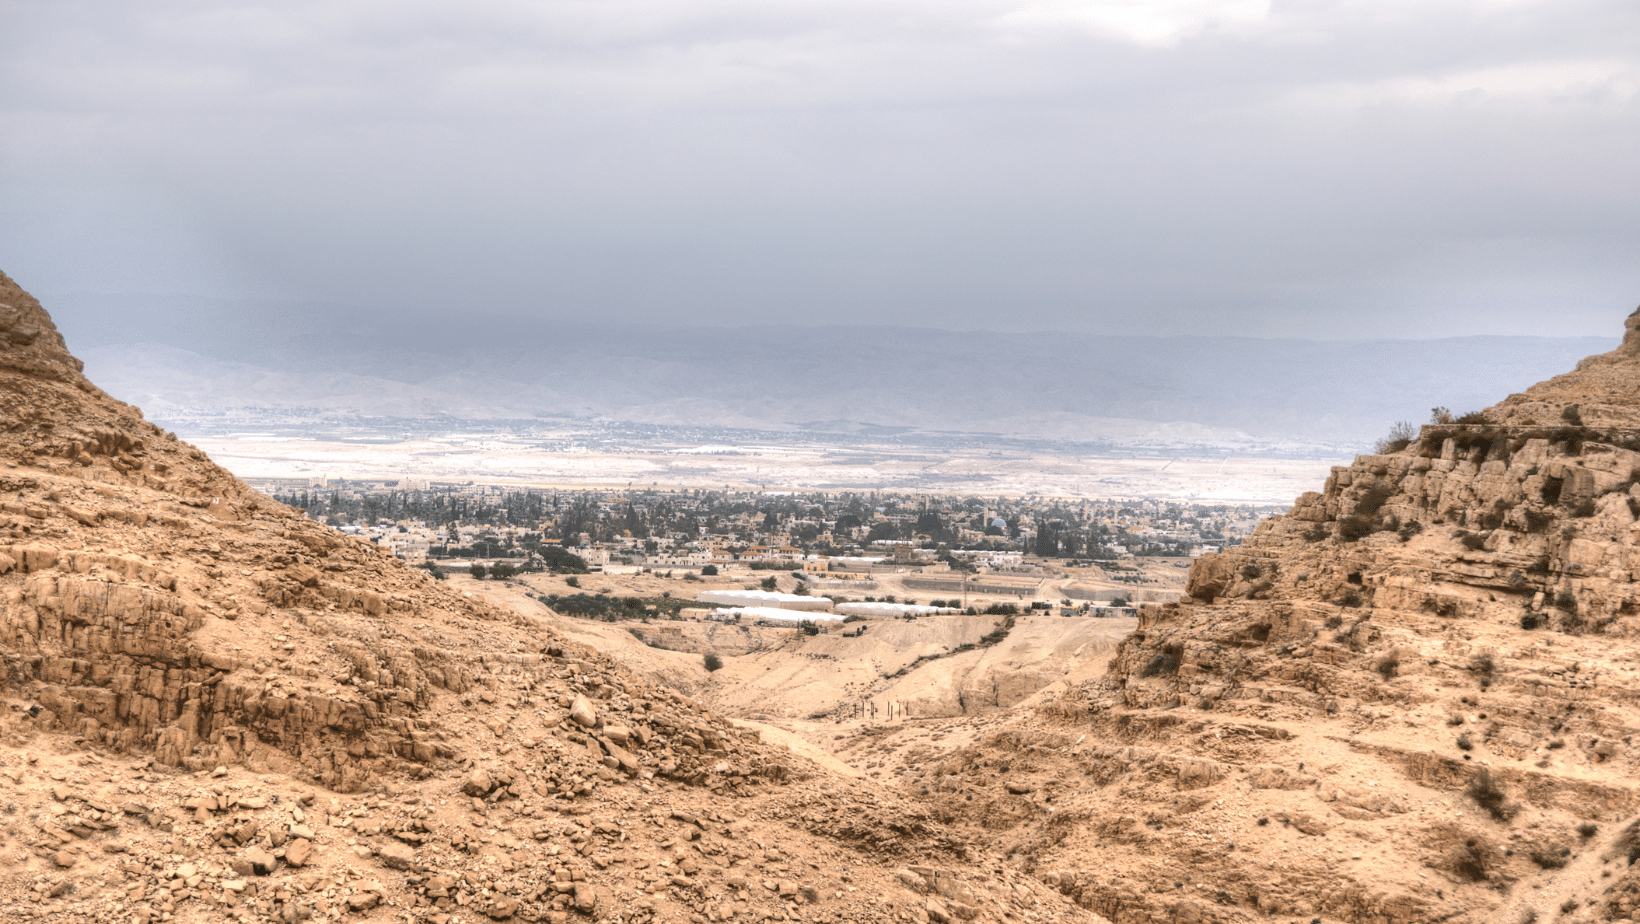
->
<box><xmin>222</xmin><ymin>879</ymin><xmax>248</xmax><ymax>893</ymax></box>
<box><xmin>573</xmin><ymin>882</ymin><xmax>599</xmax><ymax>912</ymax></box>
<box><xmin>243</xmin><ymin>846</ymin><xmax>277</xmax><ymax>875</ymax></box>
<box><xmin>211</xmin><ymin>766</ymin><xmax>228</xmax><ymax>778</ymax></box>
<box><xmin>347</xmin><ymin>891</ymin><xmax>380</xmax><ymax>912</ymax></box>
<box><xmin>486</xmin><ymin>896</ymin><xmax>520</xmax><ymax>919</ymax></box>
<box><xmin>378</xmin><ymin>841</ymin><xmax>417</xmax><ymax>871</ymax></box>
<box><xmin>285</xmin><ymin>838</ymin><xmax>313</xmax><ymax>868</ymax></box>
<box><xmin>570</xmin><ymin>696</ymin><xmax>597</xmax><ymax>728</ymax></box>
<box><xmin>462</xmin><ymin>768</ymin><xmax>492</xmax><ymax>797</ymax></box>
<box><xmin>52</xmin><ymin>850</ymin><xmax>76</xmax><ymax>868</ymax></box>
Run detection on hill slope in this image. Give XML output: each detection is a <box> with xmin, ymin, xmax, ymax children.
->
<box><xmin>872</xmin><ymin>306</ymin><xmax>1640</xmax><ymax>923</ymax></box>
<box><xmin>0</xmin><ymin>270</ymin><xmax>1100</xmax><ymax>922</ymax></box>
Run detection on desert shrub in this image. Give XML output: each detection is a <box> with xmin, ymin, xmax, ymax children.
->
<box><xmin>1530</xmin><ymin>845</ymin><xmax>1571</xmax><ymax>869</ymax></box>
<box><xmin>1527</xmin><ymin>556</ymin><xmax>1551</xmax><ymax>575</ymax></box>
<box><xmin>1356</xmin><ymin>483</ymin><xmax>1395</xmax><ymax>517</ymax></box>
<box><xmin>1468</xmin><ymin>769</ymin><xmax>1517</xmax><ymax>821</ymax></box>
<box><xmin>1555</xmin><ymin>591</ymin><xmax>1578</xmax><ymax>613</ymax></box>
<box><xmin>419</xmin><ymin>561</ymin><xmax>447</xmax><ymax>581</ymax></box>
<box><xmin>1337</xmin><ymin>589</ymin><xmax>1363</xmax><ymax>608</ymax></box>
<box><xmin>983</xmin><ymin>603</ymin><xmax>1019</xmax><ymax>615</ymax></box>
<box><xmin>1470</xmin><ymin>653</ymin><xmax>1497</xmax><ymax>689</ymax></box>
<box><xmin>1540</xmin><ymin>477</ymin><xmax>1564</xmax><ymax>506</ymax></box>
<box><xmin>564</xmin><ymin>575</ymin><xmax>580</xmax><ymax>588</ymax></box>
<box><xmin>1578</xmin><ymin>821</ymin><xmax>1599</xmax><ymax>840</ymax></box>
<box><xmin>1303</xmin><ymin>524</ymin><xmax>1328</xmax><ymax>542</ymax></box>
<box><xmin>1239</xmin><ymin>563</ymin><xmax>1262</xmax><ymax>580</ymax></box>
<box><xmin>1458</xmin><ymin>531</ymin><xmax>1489</xmax><ymax>551</ymax></box>
<box><xmin>1139</xmin><ymin>645</ymin><xmax>1182</xmax><ymax>678</ymax></box>
<box><xmin>1456</xmin><ymin>411</ymin><xmax>1489</xmax><ymax>425</ymax></box>
<box><xmin>1457</xmin><ymin>733</ymin><xmax>1473</xmax><ymax>751</ymax></box>
<box><xmin>703</xmin><ymin>652</ymin><xmax>723</xmax><ymax>672</ymax></box>
<box><xmin>1374</xmin><ymin>420</ymin><xmax>1417</xmax><ymax>455</ymax></box>
<box><xmin>1323</xmin><ymin>614</ymin><xmax>1343</xmax><ymax>630</ymax></box>
<box><xmin>1522</xmin><ymin>508</ymin><xmax>1553</xmax><ymax>533</ymax></box>
<box><xmin>1447</xmin><ymin>714</ymin><xmax>1465</xmax><ymax>726</ymax></box>
<box><xmin>1507</xmin><ymin>569</ymin><xmax>1527</xmax><ymax>590</ymax></box>
<box><xmin>1520</xmin><ymin>611</ymin><xmax>1542</xmax><ymax>630</ymax></box>
<box><xmin>1618</xmin><ymin>820</ymin><xmax>1640</xmax><ymax>866</ymax></box>
<box><xmin>1562</xmin><ymin>404</ymin><xmax>1583</xmax><ymax>426</ymax></box>
<box><xmin>1338</xmin><ymin>515</ymin><xmax>1375</xmax><ymax>542</ymax></box>
<box><xmin>1431</xmin><ymin>407</ymin><xmax>1455</xmax><ymax>424</ymax></box>
<box><xmin>1452</xmin><ymin>835</ymin><xmax>1499</xmax><ymax>881</ymax></box>
<box><xmin>1374</xmin><ymin>653</ymin><xmax>1400</xmax><ymax>680</ymax></box>
<box><xmin>1573</xmin><ymin>498</ymin><xmax>1597</xmax><ymax>518</ymax></box>
<box><xmin>1398</xmin><ymin>520</ymin><xmax>1424</xmax><ymax>542</ymax></box>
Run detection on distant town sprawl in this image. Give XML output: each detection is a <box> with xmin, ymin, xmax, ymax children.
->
<box><xmin>255</xmin><ymin>478</ymin><xmax>1273</xmax><ymax>575</ymax></box>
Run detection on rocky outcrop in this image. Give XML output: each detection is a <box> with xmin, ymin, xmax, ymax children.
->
<box><xmin>907</xmin><ymin>305</ymin><xmax>1640</xmax><ymax>924</ymax></box>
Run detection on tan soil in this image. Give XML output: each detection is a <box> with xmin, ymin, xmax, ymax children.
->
<box><xmin>0</xmin><ymin>270</ymin><xmax>1104</xmax><ymax>924</ymax></box>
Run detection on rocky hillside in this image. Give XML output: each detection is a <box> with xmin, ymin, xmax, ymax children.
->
<box><xmin>868</xmin><ymin>306</ymin><xmax>1640</xmax><ymax>924</ymax></box>
<box><xmin>0</xmin><ymin>269</ymin><xmax>1100</xmax><ymax>922</ymax></box>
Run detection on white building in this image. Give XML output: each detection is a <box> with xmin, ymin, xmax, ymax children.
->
<box><xmin>707</xmin><ymin>607</ymin><xmax>844</xmax><ymax>624</ymax></box>
<box><xmin>695</xmin><ymin>590</ymin><xmax>833</xmax><ymax>612</ymax></box>
<box><xmin>834</xmin><ymin>602</ymin><xmax>960</xmax><ymax>618</ymax></box>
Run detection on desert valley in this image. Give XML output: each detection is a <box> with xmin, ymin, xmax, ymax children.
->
<box><xmin>11</xmin><ymin>265</ymin><xmax>1640</xmax><ymax>924</ymax></box>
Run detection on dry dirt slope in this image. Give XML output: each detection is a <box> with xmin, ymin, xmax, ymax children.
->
<box><xmin>0</xmin><ymin>271</ymin><xmax>1102</xmax><ymax>922</ymax></box>
<box><xmin>872</xmin><ymin>306</ymin><xmax>1640</xmax><ymax>924</ymax></box>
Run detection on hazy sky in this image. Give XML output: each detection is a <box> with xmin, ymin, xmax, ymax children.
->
<box><xmin>3</xmin><ymin>0</ymin><xmax>1638</xmax><ymax>338</ymax></box>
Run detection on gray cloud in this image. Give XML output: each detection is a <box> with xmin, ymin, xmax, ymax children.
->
<box><xmin>2</xmin><ymin>0</ymin><xmax>1638</xmax><ymax>337</ymax></box>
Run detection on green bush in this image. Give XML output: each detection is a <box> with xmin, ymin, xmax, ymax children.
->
<box><xmin>703</xmin><ymin>652</ymin><xmax>723</xmax><ymax>672</ymax></box>
<box><xmin>540</xmin><ymin>546</ymin><xmax>590</xmax><ymax>574</ymax></box>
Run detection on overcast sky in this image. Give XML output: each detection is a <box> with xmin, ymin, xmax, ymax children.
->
<box><xmin>3</xmin><ymin>0</ymin><xmax>1638</xmax><ymax>339</ymax></box>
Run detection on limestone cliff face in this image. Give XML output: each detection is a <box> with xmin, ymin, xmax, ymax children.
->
<box><xmin>912</xmin><ymin>307</ymin><xmax>1640</xmax><ymax>924</ymax></box>
<box><xmin>0</xmin><ymin>270</ymin><xmax>780</xmax><ymax>794</ymax></box>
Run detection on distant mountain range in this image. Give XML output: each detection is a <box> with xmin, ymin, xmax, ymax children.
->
<box><xmin>52</xmin><ymin>292</ymin><xmax>1616</xmax><ymax>452</ymax></box>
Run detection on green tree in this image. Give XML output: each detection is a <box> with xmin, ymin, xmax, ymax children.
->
<box><xmin>702</xmin><ymin>564</ymin><xmax>718</xmax><ymax>576</ymax></box>
<box><xmin>469</xmin><ymin>563</ymin><xmax>488</xmax><ymax>580</ymax></box>
<box><xmin>760</xmin><ymin>576</ymin><xmax>778</xmax><ymax>591</ymax></box>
